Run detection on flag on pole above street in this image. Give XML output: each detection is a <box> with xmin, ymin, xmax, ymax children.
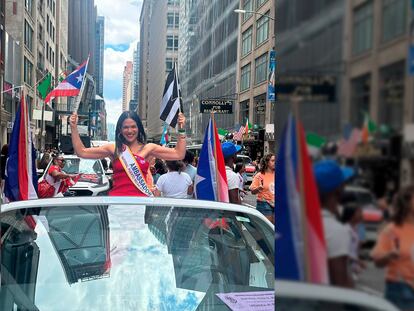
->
<box><xmin>233</xmin><ymin>125</ymin><xmax>245</xmax><ymax>141</ymax></box>
<box><xmin>195</xmin><ymin>116</ymin><xmax>229</xmax><ymax>202</ymax></box>
<box><xmin>4</xmin><ymin>92</ymin><xmax>38</xmax><ymax>202</ymax></box>
<box><xmin>244</xmin><ymin>118</ymin><xmax>252</xmax><ymax>135</ymax></box>
<box><xmin>160</xmin><ymin>64</ymin><xmax>183</xmax><ymax>128</ymax></box>
<box><xmin>37</xmin><ymin>72</ymin><xmax>52</xmax><ymax>100</ymax></box>
<box><xmin>361</xmin><ymin>112</ymin><xmax>377</xmax><ymax>144</ymax></box>
<box><xmin>44</xmin><ymin>58</ymin><xmax>89</xmax><ymax>106</ymax></box>
<box><xmin>276</xmin><ymin>114</ymin><xmax>328</xmax><ymax>284</ymax></box>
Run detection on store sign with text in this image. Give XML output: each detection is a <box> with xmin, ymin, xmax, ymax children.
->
<box><xmin>200</xmin><ymin>99</ymin><xmax>233</xmax><ymax>114</ymax></box>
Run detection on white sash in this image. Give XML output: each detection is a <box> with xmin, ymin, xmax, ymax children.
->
<box><xmin>119</xmin><ymin>145</ymin><xmax>154</xmax><ymax>197</ymax></box>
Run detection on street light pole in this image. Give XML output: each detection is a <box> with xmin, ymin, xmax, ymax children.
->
<box><xmin>234</xmin><ymin>9</ymin><xmax>275</xmax><ymax>21</ymax></box>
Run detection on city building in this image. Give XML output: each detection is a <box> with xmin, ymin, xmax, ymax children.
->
<box><xmin>276</xmin><ymin>0</ymin><xmax>345</xmax><ymax>141</ymax></box>
<box><xmin>133</xmin><ymin>41</ymin><xmax>140</xmax><ymax>102</ymax></box>
<box><xmin>68</xmin><ymin>0</ymin><xmax>95</xmax><ymax>75</ymax></box>
<box><xmin>122</xmin><ymin>61</ymin><xmax>133</xmax><ymax>112</ymax></box>
<box><xmin>235</xmin><ymin>0</ymin><xmax>275</xmax><ymax>155</ymax></box>
<box><xmin>95</xmin><ymin>15</ymin><xmax>104</xmax><ymax>97</ymax></box>
<box><xmin>5</xmin><ymin>0</ymin><xmax>66</xmax><ymax>148</ymax></box>
<box><xmin>179</xmin><ymin>0</ymin><xmax>239</xmax><ymax>145</ymax></box>
<box><xmin>139</xmin><ymin>0</ymin><xmax>180</xmax><ymax>140</ymax></box>
<box><xmin>0</xmin><ymin>0</ymin><xmax>6</xmax><ymax>144</ymax></box>
<box><xmin>342</xmin><ymin>0</ymin><xmax>413</xmax><ymax>188</ymax></box>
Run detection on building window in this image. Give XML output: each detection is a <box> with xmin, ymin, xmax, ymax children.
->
<box><xmin>379</xmin><ymin>61</ymin><xmax>404</xmax><ymax>131</ymax></box>
<box><xmin>24</xmin><ymin>57</ymin><xmax>33</xmax><ymax>86</ymax></box>
<box><xmin>240</xmin><ymin>64</ymin><xmax>251</xmax><ymax>92</ymax></box>
<box><xmin>351</xmin><ymin>74</ymin><xmax>371</xmax><ymax>126</ymax></box>
<box><xmin>24</xmin><ymin>21</ymin><xmax>33</xmax><ymax>52</ymax></box>
<box><xmin>243</xmin><ymin>0</ymin><xmax>253</xmax><ymax>22</ymax></box>
<box><xmin>256</xmin><ymin>13</ymin><xmax>269</xmax><ymax>46</ymax></box>
<box><xmin>241</xmin><ymin>27</ymin><xmax>252</xmax><ymax>57</ymax></box>
<box><xmin>167</xmin><ymin>13</ymin><xmax>174</xmax><ymax>28</ymax></box>
<box><xmin>255</xmin><ymin>53</ymin><xmax>267</xmax><ymax>85</ymax></box>
<box><xmin>166</xmin><ymin>58</ymin><xmax>174</xmax><ymax>72</ymax></box>
<box><xmin>167</xmin><ymin>35</ymin><xmax>179</xmax><ymax>51</ymax></box>
<box><xmin>352</xmin><ymin>1</ymin><xmax>373</xmax><ymax>55</ymax></box>
<box><xmin>175</xmin><ymin>13</ymin><xmax>179</xmax><ymax>28</ymax></box>
<box><xmin>256</xmin><ymin>0</ymin><xmax>267</xmax><ymax>9</ymax></box>
<box><xmin>382</xmin><ymin>0</ymin><xmax>406</xmax><ymax>42</ymax></box>
<box><xmin>25</xmin><ymin>0</ymin><xmax>33</xmax><ymax>15</ymax></box>
<box><xmin>239</xmin><ymin>100</ymin><xmax>249</xmax><ymax>124</ymax></box>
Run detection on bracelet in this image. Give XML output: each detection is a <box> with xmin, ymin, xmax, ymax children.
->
<box><xmin>178</xmin><ymin>128</ymin><xmax>186</xmax><ymax>134</ymax></box>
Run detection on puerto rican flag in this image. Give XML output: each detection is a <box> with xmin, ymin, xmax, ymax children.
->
<box><xmin>276</xmin><ymin>114</ymin><xmax>328</xmax><ymax>284</ymax></box>
<box><xmin>195</xmin><ymin>117</ymin><xmax>229</xmax><ymax>202</ymax></box>
<box><xmin>44</xmin><ymin>58</ymin><xmax>89</xmax><ymax>105</ymax></box>
<box><xmin>4</xmin><ymin>92</ymin><xmax>38</xmax><ymax>201</ymax></box>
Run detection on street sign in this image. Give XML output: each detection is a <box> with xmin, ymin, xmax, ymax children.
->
<box><xmin>200</xmin><ymin>99</ymin><xmax>233</xmax><ymax>114</ymax></box>
<box><xmin>277</xmin><ymin>75</ymin><xmax>336</xmax><ymax>102</ymax></box>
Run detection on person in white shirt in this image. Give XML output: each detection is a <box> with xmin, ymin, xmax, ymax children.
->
<box><xmin>221</xmin><ymin>142</ymin><xmax>242</xmax><ymax>204</ymax></box>
<box><xmin>155</xmin><ymin>160</ymin><xmax>193</xmax><ymax>199</ymax></box>
<box><xmin>234</xmin><ymin>162</ymin><xmax>247</xmax><ymax>200</ymax></box>
<box><xmin>314</xmin><ymin>160</ymin><xmax>355</xmax><ymax>288</ymax></box>
<box><xmin>183</xmin><ymin>150</ymin><xmax>197</xmax><ymax>182</ymax></box>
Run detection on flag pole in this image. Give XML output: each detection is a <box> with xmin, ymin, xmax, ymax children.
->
<box><xmin>291</xmin><ymin>94</ymin><xmax>311</xmax><ymax>282</ymax></box>
<box><xmin>72</xmin><ymin>55</ymin><xmax>90</xmax><ymax>113</ymax></box>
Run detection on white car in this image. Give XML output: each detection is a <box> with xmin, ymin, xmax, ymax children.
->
<box><xmin>277</xmin><ymin>280</ymin><xmax>398</xmax><ymax>310</ymax></box>
<box><xmin>39</xmin><ymin>154</ymin><xmax>111</xmax><ymax>196</ymax></box>
<box><xmin>1</xmin><ymin>197</ymin><xmax>274</xmax><ymax>310</ymax></box>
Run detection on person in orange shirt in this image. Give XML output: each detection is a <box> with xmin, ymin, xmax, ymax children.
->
<box><xmin>250</xmin><ymin>153</ymin><xmax>275</xmax><ymax>223</ymax></box>
<box><xmin>371</xmin><ymin>185</ymin><xmax>414</xmax><ymax>310</ymax></box>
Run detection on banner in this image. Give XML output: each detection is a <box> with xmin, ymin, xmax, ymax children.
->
<box><xmin>268</xmin><ymin>50</ymin><xmax>276</xmax><ymax>102</ymax></box>
<box><xmin>409</xmin><ymin>45</ymin><xmax>414</xmax><ymax>76</ymax></box>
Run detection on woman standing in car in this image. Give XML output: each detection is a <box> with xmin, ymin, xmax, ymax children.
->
<box><xmin>69</xmin><ymin>110</ymin><xmax>186</xmax><ymax>197</ymax></box>
<box><xmin>371</xmin><ymin>185</ymin><xmax>414</xmax><ymax>310</ymax></box>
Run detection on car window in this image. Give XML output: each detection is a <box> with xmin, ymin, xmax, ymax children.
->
<box><xmin>63</xmin><ymin>158</ymin><xmax>103</xmax><ymax>175</ymax></box>
<box><xmin>277</xmin><ymin>297</ymin><xmax>380</xmax><ymax>311</ymax></box>
<box><xmin>355</xmin><ymin>192</ymin><xmax>375</xmax><ymax>206</ymax></box>
<box><xmin>1</xmin><ymin>204</ymin><xmax>274</xmax><ymax>311</ymax></box>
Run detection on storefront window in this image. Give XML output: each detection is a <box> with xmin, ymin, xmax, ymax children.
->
<box><xmin>239</xmin><ymin>100</ymin><xmax>249</xmax><ymax>124</ymax></box>
<box><xmin>254</xmin><ymin>96</ymin><xmax>266</xmax><ymax>127</ymax></box>
<box><xmin>351</xmin><ymin>74</ymin><xmax>370</xmax><ymax>127</ymax></box>
<box><xmin>379</xmin><ymin>61</ymin><xmax>404</xmax><ymax>131</ymax></box>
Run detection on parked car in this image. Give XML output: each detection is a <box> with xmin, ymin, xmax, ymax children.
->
<box><xmin>0</xmin><ymin>197</ymin><xmax>275</xmax><ymax>310</ymax></box>
<box><xmin>341</xmin><ymin>186</ymin><xmax>384</xmax><ymax>245</ymax></box>
<box><xmin>38</xmin><ymin>155</ymin><xmax>111</xmax><ymax>196</ymax></box>
<box><xmin>276</xmin><ymin>280</ymin><xmax>398</xmax><ymax>310</ymax></box>
<box><xmin>236</xmin><ymin>154</ymin><xmax>256</xmax><ymax>185</ymax></box>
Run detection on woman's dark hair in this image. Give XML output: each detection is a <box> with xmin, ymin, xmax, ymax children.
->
<box><xmin>259</xmin><ymin>153</ymin><xmax>275</xmax><ymax>174</ymax></box>
<box><xmin>184</xmin><ymin>150</ymin><xmax>195</xmax><ymax>165</ymax></box>
<box><xmin>234</xmin><ymin>162</ymin><xmax>245</xmax><ymax>174</ymax></box>
<box><xmin>1</xmin><ymin>144</ymin><xmax>8</xmax><ymax>156</ymax></box>
<box><xmin>165</xmin><ymin>160</ymin><xmax>185</xmax><ymax>173</ymax></box>
<box><xmin>115</xmin><ymin>111</ymin><xmax>146</xmax><ymax>158</ymax></box>
<box><xmin>392</xmin><ymin>185</ymin><xmax>414</xmax><ymax>226</ymax></box>
<box><xmin>155</xmin><ymin>159</ymin><xmax>167</xmax><ymax>175</ymax></box>
<box><xmin>341</xmin><ymin>203</ymin><xmax>360</xmax><ymax>224</ymax></box>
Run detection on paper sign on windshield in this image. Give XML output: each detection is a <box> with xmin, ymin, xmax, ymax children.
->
<box><xmin>216</xmin><ymin>291</ymin><xmax>274</xmax><ymax>311</ymax></box>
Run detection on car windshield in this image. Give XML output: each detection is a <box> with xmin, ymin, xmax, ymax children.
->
<box><xmin>356</xmin><ymin>192</ymin><xmax>375</xmax><ymax>206</ymax></box>
<box><xmin>1</xmin><ymin>203</ymin><xmax>274</xmax><ymax>310</ymax></box>
<box><xmin>238</xmin><ymin>156</ymin><xmax>252</xmax><ymax>165</ymax></box>
<box><xmin>62</xmin><ymin>158</ymin><xmax>103</xmax><ymax>175</ymax></box>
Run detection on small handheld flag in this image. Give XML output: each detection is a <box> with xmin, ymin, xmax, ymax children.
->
<box><xmin>44</xmin><ymin>57</ymin><xmax>89</xmax><ymax>107</ymax></box>
<box><xmin>194</xmin><ymin>116</ymin><xmax>229</xmax><ymax>202</ymax></box>
<box><xmin>4</xmin><ymin>92</ymin><xmax>38</xmax><ymax>201</ymax></box>
<box><xmin>276</xmin><ymin>114</ymin><xmax>328</xmax><ymax>284</ymax></box>
<box><xmin>160</xmin><ymin>64</ymin><xmax>183</xmax><ymax>128</ymax></box>
<box><xmin>160</xmin><ymin>123</ymin><xmax>169</xmax><ymax>146</ymax></box>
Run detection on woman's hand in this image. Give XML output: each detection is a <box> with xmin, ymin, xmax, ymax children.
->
<box><xmin>178</xmin><ymin>113</ymin><xmax>186</xmax><ymax>129</ymax></box>
<box><xmin>69</xmin><ymin>113</ymin><xmax>78</xmax><ymax>128</ymax></box>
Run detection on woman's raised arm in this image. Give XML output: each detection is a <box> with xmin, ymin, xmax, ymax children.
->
<box><xmin>69</xmin><ymin>113</ymin><xmax>114</xmax><ymax>159</ymax></box>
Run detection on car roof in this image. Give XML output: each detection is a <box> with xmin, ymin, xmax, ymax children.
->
<box><xmin>345</xmin><ymin>186</ymin><xmax>371</xmax><ymax>193</ymax></box>
<box><xmin>276</xmin><ymin>280</ymin><xmax>398</xmax><ymax>311</ymax></box>
<box><xmin>1</xmin><ymin>197</ymin><xmax>273</xmax><ymax>226</ymax></box>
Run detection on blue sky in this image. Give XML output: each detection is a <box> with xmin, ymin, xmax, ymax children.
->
<box><xmin>95</xmin><ymin>0</ymin><xmax>143</xmax><ymax>125</ymax></box>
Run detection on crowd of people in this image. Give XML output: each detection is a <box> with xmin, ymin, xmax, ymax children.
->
<box><xmin>313</xmin><ymin>159</ymin><xmax>414</xmax><ymax>310</ymax></box>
